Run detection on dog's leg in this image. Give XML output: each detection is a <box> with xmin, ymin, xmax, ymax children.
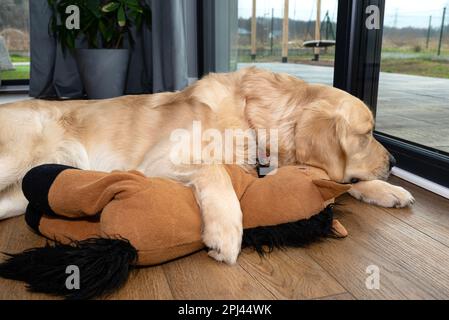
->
<box><xmin>0</xmin><ymin>139</ymin><xmax>91</xmax><ymax>220</ymax></box>
<box><xmin>0</xmin><ymin>157</ymin><xmax>28</xmax><ymax>220</ymax></box>
<box><xmin>188</xmin><ymin>165</ymin><xmax>243</xmax><ymax>264</ymax></box>
<box><xmin>0</xmin><ymin>156</ymin><xmax>25</xmax><ymax>193</ymax></box>
<box><xmin>349</xmin><ymin>180</ymin><xmax>415</xmax><ymax>208</ymax></box>
<box><xmin>0</xmin><ymin>185</ymin><xmax>28</xmax><ymax>219</ymax></box>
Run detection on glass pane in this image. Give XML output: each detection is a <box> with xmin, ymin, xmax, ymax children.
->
<box><xmin>376</xmin><ymin>0</ymin><xmax>449</xmax><ymax>154</ymax></box>
<box><xmin>236</xmin><ymin>0</ymin><xmax>338</xmax><ymax>86</ymax></box>
<box><xmin>0</xmin><ymin>0</ymin><xmax>30</xmax><ymax>82</ymax></box>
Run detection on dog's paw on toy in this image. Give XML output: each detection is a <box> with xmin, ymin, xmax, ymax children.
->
<box><xmin>0</xmin><ymin>164</ymin><xmax>350</xmax><ymax>299</ymax></box>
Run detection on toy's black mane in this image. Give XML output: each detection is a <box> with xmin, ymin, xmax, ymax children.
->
<box><xmin>0</xmin><ymin>206</ymin><xmax>336</xmax><ymax>300</ymax></box>
<box><xmin>243</xmin><ymin>206</ymin><xmax>335</xmax><ymax>254</ymax></box>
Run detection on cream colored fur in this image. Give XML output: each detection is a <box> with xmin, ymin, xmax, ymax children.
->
<box><xmin>0</xmin><ymin>67</ymin><xmax>414</xmax><ymax>263</ymax></box>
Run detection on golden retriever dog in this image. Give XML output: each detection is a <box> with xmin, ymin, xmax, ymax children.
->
<box><xmin>0</xmin><ymin>67</ymin><xmax>414</xmax><ymax>264</ymax></box>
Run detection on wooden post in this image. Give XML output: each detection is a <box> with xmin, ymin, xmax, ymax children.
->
<box><xmin>313</xmin><ymin>0</ymin><xmax>321</xmax><ymax>61</ymax></box>
<box><xmin>426</xmin><ymin>15</ymin><xmax>432</xmax><ymax>49</ymax></box>
<box><xmin>251</xmin><ymin>0</ymin><xmax>257</xmax><ymax>61</ymax></box>
<box><xmin>438</xmin><ymin>7</ymin><xmax>446</xmax><ymax>56</ymax></box>
<box><xmin>282</xmin><ymin>0</ymin><xmax>289</xmax><ymax>63</ymax></box>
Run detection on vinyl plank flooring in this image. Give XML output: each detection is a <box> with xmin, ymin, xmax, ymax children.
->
<box><xmin>386</xmin><ymin>176</ymin><xmax>449</xmax><ymax>248</ymax></box>
<box><xmin>237</xmin><ymin>248</ymin><xmax>346</xmax><ymax>299</ymax></box>
<box><xmin>107</xmin><ymin>267</ymin><xmax>173</xmax><ymax>300</ymax></box>
<box><xmin>2</xmin><ymin>177</ymin><xmax>449</xmax><ymax>300</ymax></box>
<box><xmin>0</xmin><ymin>216</ymin><xmax>57</xmax><ymax>300</ymax></box>
<box><xmin>0</xmin><ymin>216</ymin><xmax>173</xmax><ymax>300</ymax></box>
<box><xmin>314</xmin><ymin>292</ymin><xmax>355</xmax><ymax>300</ymax></box>
<box><xmin>162</xmin><ymin>250</ymin><xmax>276</xmax><ymax>300</ymax></box>
<box><xmin>305</xmin><ymin>194</ymin><xmax>449</xmax><ymax>299</ymax></box>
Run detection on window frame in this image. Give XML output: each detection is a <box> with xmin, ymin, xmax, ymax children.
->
<box><xmin>200</xmin><ymin>0</ymin><xmax>449</xmax><ymax>188</ymax></box>
<box><xmin>197</xmin><ymin>0</ymin><xmax>238</xmax><ymax>76</ymax></box>
<box><xmin>1</xmin><ymin>79</ymin><xmax>29</xmax><ymax>86</ymax></box>
<box><xmin>0</xmin><ymin>80</ymin><xmax>29</xmax><ymax>94</ymax></box>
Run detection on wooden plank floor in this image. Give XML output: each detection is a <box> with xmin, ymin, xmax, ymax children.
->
<box><xmin>1</xmin><ymin>176</ymin><xmax>449</xmax><ymax>300</ymax></box>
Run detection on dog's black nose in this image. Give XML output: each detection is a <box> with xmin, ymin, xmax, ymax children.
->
<box><xmin>389</xmin><ymin>154</ymin><xmax>397</xmax><ymax>170</ymax></box>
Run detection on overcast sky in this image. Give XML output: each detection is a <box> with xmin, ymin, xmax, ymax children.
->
<box><xmin>238</xmin><ymin>0</ymin><xmax>449</xmax><ymax>28</ymax></box>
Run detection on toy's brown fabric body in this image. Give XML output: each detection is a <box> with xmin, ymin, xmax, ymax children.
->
<box><xmin>0</xmin><ymin>164</ymin><xmax>351</xmax><ymax>300</ymax></box>
<box><xmin>43</xmin><ymin>169</ymin><xmax>203</xmax><ymax>265</ymax></box>
<box><xmin>25</xmin><ymin>165</ymin><xmax>350</xmax><ymax>266</ymax></box>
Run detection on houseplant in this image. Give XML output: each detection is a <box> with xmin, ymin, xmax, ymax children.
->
<box><xmin>48</xmin><ymin>0</ymin><xmax>151</xmax><ymax>99</ymax></box>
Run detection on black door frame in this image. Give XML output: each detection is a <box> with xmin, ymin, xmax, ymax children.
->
<box><xmin>333</xmin><ymin>0</ymin><xmax>384</xmax><ymax>116</ymax></box>
<box><xmin>333</xmin><ymin>0</ymin><xmax>449</xmax><ymax>188</ymax></box>
<box><xmin>0</xmin><ymin>79</ymin><xmax>29</xmax><ymax>93</ymax></box>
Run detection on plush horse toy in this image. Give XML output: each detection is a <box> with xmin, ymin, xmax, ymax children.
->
<box><xmin>0</xmin><ymin>164</ymin><xmax>350</xmax><ymax>299</ymax></box>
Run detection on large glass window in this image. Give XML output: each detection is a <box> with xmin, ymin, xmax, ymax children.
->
<box><xmin>376</xmin><ymin>0</ymin><xmax>449</xmax><ymax>154</ymax></box>
<box><xmin>216</xmin><ymin>0</ymin><xmax>449</xmax><ymax>185</ymax></box>
<box><xmin>235</xmin><ymin>0</ymin><xmax>338</xmax><ymax>86</ymax></box>
<box><xmin>0</xmin><ymin>0</ymin><xmax>30</xmax><ymax>83</ymax></box>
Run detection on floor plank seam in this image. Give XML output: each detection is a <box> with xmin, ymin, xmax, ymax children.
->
<box><xmin>237</xmin><ymin>257</ymin><xmax>279</xmax><ymax>300</ymax></box>
<box><xmin>312</xmin><ymin>292</ymin><xmax>354</xmax><ymax>300</ymax></box>
<box><xmin>378</xmin><ymin>205</ymin><xmax>449</xmax><ymax>250</ymax></box>
<box><xmin>161</xmin><ymin>265</ymin><xmax>179</xmax><ymax>300</ymax></box>
<box><xmin>300</xmin><ymin>249</ymin><xmax>357</xmax><ymax>300</ymax></box>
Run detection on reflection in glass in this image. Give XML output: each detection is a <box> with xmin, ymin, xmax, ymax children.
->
<box><xmin>376</xmin><ymin>0</ymin><xmax>449</xmax><ymax>154</ymax></box>
<box><xmin>0</xmin><ymin>0</ymin><xmax>30</xmax><ymax>82</ymax></box>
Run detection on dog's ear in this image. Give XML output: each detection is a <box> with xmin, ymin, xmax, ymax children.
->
<box><xmin>334</xmin><ymin>101</ymin><xmax>353</xmax><ymax>152</ymax></box>
<box><xmin>240</xmin><ymin>68</ymin><xmax>309</xmax><ymax>165</ymax></box>
<box><xmin>334</xmin><ymin>100</ymin><xmax>375</xmax><ymax>154</ymax></box>
<box><xmin>295</xmin><ymin>101</ymin><xmax>346</xmax><ymax>181</ymax></box>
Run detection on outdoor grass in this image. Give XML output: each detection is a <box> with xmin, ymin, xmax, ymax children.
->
<box><xmin>2</xmin><ymin>48</ymin><xmax>448</xmax><ymax>81</ymax></box>
<box><xmin>238</xmin><ymin>51</ymin><xmax>335</xmax><ymax>66</ymax></box>
<box><xmin>381</xmin><ymin>58</ymin><xmax>449</xmax><ymax>79</ymax></box>
<box><xmin>0</xmin><ymin>54</ymin><xmax>30</xmax><ymax>80</ymax></box>
<box><xmin>0</xmin><ymin>65</ymin><xmax>30</xmax><ymax>80</ymax></box>
<box><xmin>10</xmin><ymin>54</ymin><xmax>30</xmax><ymax>63</ymax></box>
<box><xmin>237</xmin><ymin>46</ymin><xmax>449</xmax><ymax>79</ymax></box>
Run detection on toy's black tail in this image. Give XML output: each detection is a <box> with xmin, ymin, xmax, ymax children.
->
<box><xmin>242</xmin><ymin>206</ymin><xmax>335</xmax><ymax>254</ymax></box>
<box><xmin>0</xmin><ymin>238</ymin><xmax>137</xmax><ymax>300</ymax></box>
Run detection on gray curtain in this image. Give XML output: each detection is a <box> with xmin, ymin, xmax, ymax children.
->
<box><xmin>29</xmin><ymin>0</ymin><xmax>196</xmax><ymax>98</ymax></box>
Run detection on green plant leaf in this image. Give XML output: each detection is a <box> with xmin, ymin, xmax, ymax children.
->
<box><xmin>129</xmin><ymin>6</ymin><xmax>143</xmax><ymax>14</ymax></box>
<box><xmin>132</xmin><ymin>11</ymin><xmax>142</xmax><ymax>29</ymax></box>
<box><xmin>48</xmin><ymin>0</ymin><xmax>151</xmax><ymax>51</ymax></box>
<box><xmin>87</xmin><ymin>0</ymin><xmax>102</xmax><ymax>18</ymax></box>
<box><xmin>99</xmin><ymin>20</ymin><xmax>113</xmax><ymax>43</ymax></box>
<box><xmin>102</xmin><ymin>2</ymin><xmax>120</xmax><ymax>12</ymax></box>
<box><xmin>117</xmin><ymin>5</ymin><xmax>126</xmax><ymax>27</ymax></box>
<box><xmin>125</xmin><ymin>0</ymin><xmax>139</xmax><ymax>6</ymax></box>
<box><xmin>126</xmin><ymin>0</ymin><xmax>143</xmax><ymax>13</ymax></box>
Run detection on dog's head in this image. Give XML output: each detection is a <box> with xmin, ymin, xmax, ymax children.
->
<box><xmin>240</xmin><ymin>67</ymin><xmax>394</xmax><ymax>183</ymax></box>
<box><xmin>294</xmin><ymin>93</ymin><xmax>395</xmax><ymax>183</ymax></box>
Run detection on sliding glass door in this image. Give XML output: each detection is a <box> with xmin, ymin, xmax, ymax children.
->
<box><xmin>0</xmin><ymin>0</ymin><xmax>30</xmax><ymax>85</ymax></box>
<box><xmin>202</xmin><ymin>0</ymin><xmax>449</xmax><ymax>187</ymax></box>
<box><xmin>235</xmin><ymin>0</ymin><xmax>338</xmax><ymax>86</ymax></box>
<box><xmin>335</xmin><ymin>0</ymin><xmax>449</xmax><ymax>187</ymax></box>
<box><xmin>376</xmin><ymin>1</ymin><xmax>449</xmax><ymax>154</ymax></box>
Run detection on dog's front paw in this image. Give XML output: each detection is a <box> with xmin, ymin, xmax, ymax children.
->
<box><xmin>383</xmin><ymin>185</ymin><xmax>415</xmax><ymax>208</ymax></box>
<box><xmin>349</xmin><ymin>181</ymin><xmax>415</xmax><ymax>208</ymax></box>
<box><xmin>203</xmin><ymin>221</ymin><xmax>243</xmax><ymax>265</ymax></box>
<box><xmin>368</xmin><ymin>185</ymin><xmax>415</xmax><ymax>208</ymax></box>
